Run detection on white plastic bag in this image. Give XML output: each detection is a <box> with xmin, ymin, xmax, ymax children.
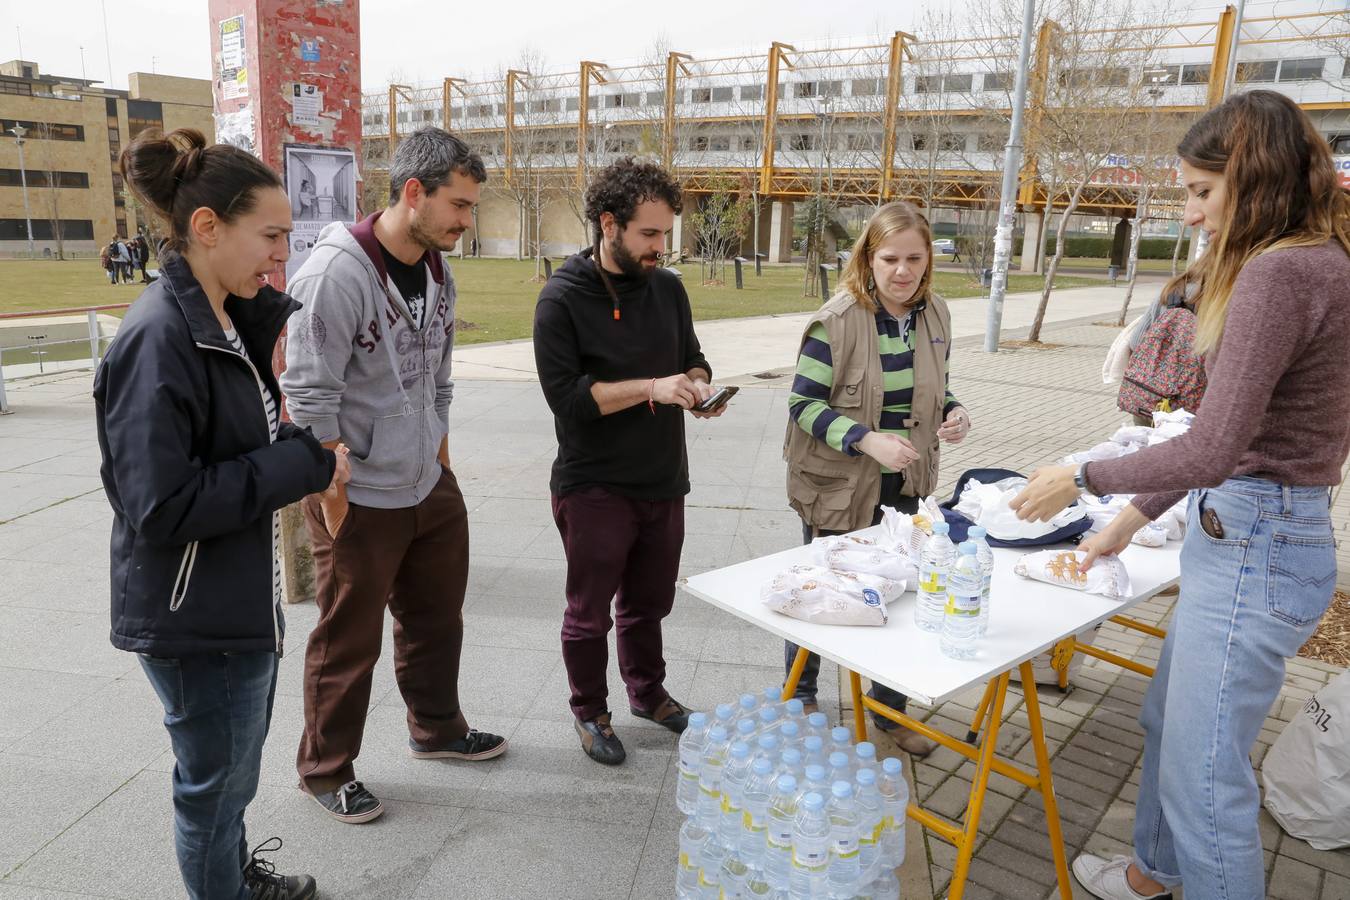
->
<box><xmin>1013</xmin><ymin>549</ymin><xmax>1132</xmax><ymax>601</ymax></box>
<box><xmin>953</xmin><ymin>478</ymin><xmax>1085</xmax><ymax>542</ymax></box>
<box><xmin>761</xmin><ymin>565</ymin><xmax>904</xmax><ymax>626</ymax></box>
<box><xmin>811</xmin><ymin>534</ymin><xmax>917</xmax><ymax>588</ymax></box>
<box><xmin>1263</xmin><ymin>670</ymin><xmax>1350</xmax><ymax>850</ymax></box>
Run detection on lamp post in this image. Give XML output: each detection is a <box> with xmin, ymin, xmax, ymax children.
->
<box><xmin>8</xmin><ymin>125</ymin><xmax>36</xmax><ymax>258</ymax></box>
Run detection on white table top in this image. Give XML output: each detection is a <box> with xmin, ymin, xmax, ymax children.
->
<box><xmin>682</xmin><ymin>526</ymin><xmax>1181</xmax><ymax>706</ymax></box>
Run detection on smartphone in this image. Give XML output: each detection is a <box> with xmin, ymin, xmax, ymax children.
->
<box><xmin>695</xmin><ymin>385</ymin><xmax>739</xmax><ymax>413</ymax></box>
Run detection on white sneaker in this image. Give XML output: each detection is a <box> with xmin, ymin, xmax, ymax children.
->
<box><xmin>1072</xmin><ymin>854</ymin><xmax>1173</xmax><ymax>900</ymax></box>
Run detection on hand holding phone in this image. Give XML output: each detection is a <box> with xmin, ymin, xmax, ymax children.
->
<box><xmin>693</xmin><ymin>385</ymin><xmax>738</xmax><ymax>415</ymax></box>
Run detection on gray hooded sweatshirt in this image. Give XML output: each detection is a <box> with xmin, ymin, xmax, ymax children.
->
<box><xmin>281</xmin><ymin>211</ymin><xmax>455</xmax><ymax>509</ymax></box>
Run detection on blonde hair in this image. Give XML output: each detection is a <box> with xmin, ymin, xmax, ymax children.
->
<box><xmin>1179</xmin><ymin>91</ymin><xmax>1350</xmax><ymax>355</ymax></box>
<box><xmin>839</xmin><ymin>201</ymin><xmax>934</xmax><ymax>314</ymax></box>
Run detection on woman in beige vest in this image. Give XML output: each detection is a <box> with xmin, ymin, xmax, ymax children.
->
<box><xmin>782</xmin><ymin>201</ymin><xmax>971</xmax><ymax>757</ymax></box>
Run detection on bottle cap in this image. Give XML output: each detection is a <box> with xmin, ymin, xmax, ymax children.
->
<box><xmin>785</xmin><ymin>698</ymin><xmax>805</xmax><ymax>716</ymax></box>
<box><xmin>781</xmin><ymin>748</ymin><xmax>802</xmax><ymax>765</ymax></box>
<box><xmin>933</xmin><ymin>521</ymin><xmax>950</xmax><ymax>534</ymax></box>
<box><xmin>970</xmin><ymin>525</ymin><xmax>987</xmax><ymax>539</ymax></box>
<box><xmin>804</xmin><ymin>735</ymin><xmax>823</xmax><ymax>752</ymax></box>
<box><xmin>807</xmin><ymin>712</ymin><xmax>828</xmax><ymax>729</ymax></box>
<box><xmin>960</xmin><ymin>541</ymin><xmax>977</xmax><ymax>554</ymax></box>
<box><xmin>709</xmin><ymin>726</ymin><xmax>728</xmax><ymax>741</ymax></box>
<box><xmin>731</xmin><ymin>741</ymin><xmax>751</xmax><ymax>759</ymax></box>
<box><xmin>882</xmin><ymin>757</ymin><xmax>902</xmax><ymax>774</ymax></box>
<box><xmin>803</xmin><ymin>792</ymin><xmax>825</xmax><ymax>811</ymax></box>
<box><xmin>715</xmin><ymin>703</ymin><xmax>734</xmax><ymax>721</ymax></box>
<box><xmin>856</xmin><ymin>741</ymin><xmax>876</xmax><ymax>760</ymax></box>
<box><xmin>832</xmin><ymin>781</ymin><xmax>854</xmax><ymax>799</ymax></box>
<box><xmin>739</xmin><ymin>694</ymin><xmax>757</xmax><ymax>711</ymax></box>
<box><xmin>753</xmin><ymin>758</ymin><xmax>774</xmax><ymax>775</ymax></box>
<box><xmin>758</xmin><ymin>734</ymin><xmax>779</xmax><ymax>752</ymax></box>
<box><xmin>805</xmin><ymin>764</ymin><xmax>826</xmax><ymax>781</ymax></box>
<box><xmin>831</xmin><ymin>726</ymin><xmax>850</xmax><ymax>743</ymax></box>
<box><xmin>829</xmin><ymin>751</ymin><xmax>849</xmax><ymax>768</ymax></box>
<box><xmin>856</xmin><ymin>769</ymin><xmax>877</xmax><ymax>786</ymax></box>
<box><xmin>777</xmin><ymin>775</ymin><xmax>798</xmax><ymax>793</ymax></box>
<box><xmin>737</xmin><ymin>720</ymin><xmax>756</xmax><ymax>737</ymax></box>
<box><xmin>780</xmin><ymin>722</ymin><xmax>801</xmax><ymax>740</ymax></box>
<box><xmin>687</xmin><ymin>712</ymin><xmax>707</xmax><ymax>729</ymax></box>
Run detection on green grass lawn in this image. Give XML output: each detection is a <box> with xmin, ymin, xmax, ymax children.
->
<box><xmin>0</xmin><ymin>257</ymin><xmax>1098</xmax><ymax>346</ymax></box>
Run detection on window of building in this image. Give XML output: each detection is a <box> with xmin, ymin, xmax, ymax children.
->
<box><xmin>789</xmin><ymin>133</ymin><xmax>814</xmax><ymax>151</ymax></box>
<box><xmin>0</xmin><ymin>81</ymin><xmax>32</xmax><ymax>96</ymax></box>
<box><xmin>688</xmin><ymin>135</ymin><xmax>709</xmax><ymax>151</ymax></box>
<box><xmin>1235</xmin><ymin>60</ymin><xmax>1277</xmax><ymax>83</ymax></box>
<box><xmin>1278</xmin><ymin>58</ymin><xmax>1325</xmax><ymax>82</ymax></box>
<box><xmin>977</xmin><ymin>131</ymin><xmax>1006</xmax><ymax>152</ymax></box>
<box><xmin>0</xmin><ymin>218</ymin><xmax>95</xmax><ymax>241</ymax></box>
<box><xmin>852</xmin><ymin>78</ymin><xmax>883</xmax><ymax>96</ymax></box>
<box><xmin>0</xmin><ymin>119</ymin><xmax>85</xmax><ymax>141</ymax></box>
<box><xmin>914</xmin><ymin>75</ymin><xmax>940</xmax><ymax>93</ymax></box>
<box><xmin>605</xmin><ymin>94</ymin><xmax>625</xmax><ymax>108</ymax></box>
<box><xmin>565</xmin><ymin>97</ymin><xmax>579</xmax><ymax>112</ymax></box>
<box><xmin>496</xmin><ymin>102</ymin><xmax>507</xmax><ymax>116</ymax></box>
<box><xmin>1058</xmin><ymin>66</ymin><xmax>1130</xmax><ymax>88</ymax></box>
<box><xmin>472</xmin><ymin>103</ymin><xmax>494</xmax><ymax>117</ymax></box>
<box><xmin>691</xmin><ymin>87</ymin><xmax>712</xmax><ymax>104</ymax></box>
<box><xmin>821</xmin><ymin>80</ymin><xmax>843</xmax><ymax>97</ymax></box>
<box><xmin>984</xmin><ymin>71</ymin><xmax>1012</xmax><ymax>92</ymax></box>
<box><xmin>740</xmin><ymin>84</ymin><xmax>763</xmax><ymax>101</ymax></box>
<box><xmin>1180</xmin><ymin>63</ymin><xmax>1211</xmax><ymax>85</ymax></box>
<box><xmin>712</xmin><ymin>86</ymin><xmax>734</xmax><ymax>102</ymax></box>
<box><xmin>709</xmin><ymin>135</ymin><xmax>731</xmax><ymax>152</ymax></box>
<box><xmin>0</xmin><ymin>169</ymin><xmax>89</xmax><ymax>188</ymax></box>
<box><xmin>1145</xmin><ymin>66</ymin><xmax>1180</xmax><ymax>86</ymax></box>
<box><xmin>794</xmin><ymin>81</ymin><xmax>818</xmax><ymax>98</ymax></box>
<box><xmin>943</xmin><ymin>74</ymin><xmax>973</xmax><ymax>93</ymax></box>
<box><xmin>847</xmin><ymin>133</ymin><xmax>879</xmax><ymax>151</ymax></box>
<box><xmin>421</xmin><ymin>109</ymin><xmax>436</xmax><ymax>121</ymax></box>
<box><xmin>740</xmin><ymin>135</ymin><xmax>759</xmax><ymax>151</ymax></box>
<box><xmin>938</xmin><ymin>132</ymin><xmax>966</xmax><ymax>152</ymax></box>
<box><xmin>126</xmin><ymin>99</ymin><xmax>163</xmax><ymax>139</ymax></box>
<box><xmin>646</xmin><ymin>90</ymin><xmax>664</xmax><ymax>105</ymax></box>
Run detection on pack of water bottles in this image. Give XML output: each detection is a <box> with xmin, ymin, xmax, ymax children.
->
<box><xmin>675</xmin><ymin>688</ymin><xmax>910</xmax><ymax>899</ymax></box>
<box><xmin>914</xmin><ymin>522</ymin><xmax>995</xmax><ymax>660</ymax></box>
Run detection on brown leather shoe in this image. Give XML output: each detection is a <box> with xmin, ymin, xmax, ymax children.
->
<box><xmin>630</xmin><ymin>696</ymin><xmax>691</xmax><ymax>734</ymax></box>
<box><xmin>575</xmin><ymin>713</ymin><xmax>626</xmax><ymax>765</ymax></box>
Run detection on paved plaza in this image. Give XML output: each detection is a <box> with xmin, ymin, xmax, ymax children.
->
<box><xmin>1</xmin><ymin>286</ymin><xmax>1347</xmax><ymax>898</ymax></box>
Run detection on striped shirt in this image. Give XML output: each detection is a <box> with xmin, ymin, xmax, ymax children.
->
<box><xmin>789</xmin><ymin>304</ymin><xmax>960</xmax><ymax>474</ymax></box>
<box><xmin>225</xmin><ymin>325</ymin><xmax>283</xmax><ymax>607</ymax></box>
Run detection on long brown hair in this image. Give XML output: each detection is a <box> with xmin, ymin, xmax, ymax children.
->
<box><xmin>839</xmin><ymin>201</ymin><xmax>934</xmax><ymax>314</ymax></box>
<box><xmin>1178</xmin><ymin>90</ymin><xmax>1350</xmax><ymax>354</ymax></box>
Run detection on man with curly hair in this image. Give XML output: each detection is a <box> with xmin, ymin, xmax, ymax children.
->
<box><xmin>533</xmin><ymin>157</ymin><xmax>727</xmax><ymax>764</ymax></box>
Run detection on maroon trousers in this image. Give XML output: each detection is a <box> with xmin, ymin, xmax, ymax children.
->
<box><xmin>551</xmin><ymin>487</ymin><xmax>685</xmax><ymax>722</ymax></box>
<box><xmin>297</xmin><ymin>468</ymin><xmax>470</xmax><ymax>793</ymax></box>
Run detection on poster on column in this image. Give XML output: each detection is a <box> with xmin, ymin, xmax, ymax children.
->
<box><xmin>284</xmin><ymin>145</ymin><xmax>358</xmax><ymax>281</ymax></box>
<box><xmin>219</xmin><ymin>15</ymin><xmax>249</xmax><ymax>100</ymax></box>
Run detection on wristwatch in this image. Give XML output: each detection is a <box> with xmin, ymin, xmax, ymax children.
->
<box><xmin>1073</xmin><ymin>464</ymin><xmax>1090</xmax><ymax>493</ymax></box>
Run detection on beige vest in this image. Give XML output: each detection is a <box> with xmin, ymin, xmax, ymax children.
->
<box><xmin>784</xmin><ymin>290</ymin><xmax>953</xmax><ymax>532</ymax></box>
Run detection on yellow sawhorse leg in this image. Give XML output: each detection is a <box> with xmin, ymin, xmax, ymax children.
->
<box><xmin>853</xmin><ymin>664</ymin><xmax>1074</xmax><ymax>900</ymax></box>
<box><xmin>781</xmin><ymin>645</ymin><xmax>812</xmax><ymax>703</ymax></box>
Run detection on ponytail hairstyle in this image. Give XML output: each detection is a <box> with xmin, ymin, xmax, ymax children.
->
<box><xmin>119</xmin><ymin>128</ymin><xmax>282</xmax><ymax>254</ymax></box>
<box><xmin>1177</xmin><ymin>90</ymin><xmax>1350</xmax><ymax>355</ymax></box>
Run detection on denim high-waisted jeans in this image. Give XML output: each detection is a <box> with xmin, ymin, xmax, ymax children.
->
<box><xmin>1133</xmin><ymin>477</ymin><xmax>1335</xmax><ymax>899</ymax></box>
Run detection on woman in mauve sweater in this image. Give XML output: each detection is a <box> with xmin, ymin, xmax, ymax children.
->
<box><xmin>1012</xmin><ymin>91</ymin><xmax>1350</xmax><ymax>900</ymax></box>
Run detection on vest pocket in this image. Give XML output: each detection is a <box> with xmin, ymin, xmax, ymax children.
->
<box><xmin>830</xmin><ymin>366</ymin><xmax>868</xmax><ymax>409</ymax></box>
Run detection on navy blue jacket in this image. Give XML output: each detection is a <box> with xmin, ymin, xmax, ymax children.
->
<box><xmin>94</xmin><ymin>253</ymin><xmax>335</xmax><ymax>656</ymax></box>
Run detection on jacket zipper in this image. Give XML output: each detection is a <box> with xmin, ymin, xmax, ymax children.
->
<box><xmin>196</xmin><ymin>341</ymin><xmax>283</xmax><ymax>653</ymax></box>
<box><xmin>169</xmin><ymin>541</ymin><xmax>199</xmax><ymax>611</ymax></box>
<box><xmin>1121</xmin><ymin>374</ymin><xmax>1174</xmax><ymax>402</ymax></box>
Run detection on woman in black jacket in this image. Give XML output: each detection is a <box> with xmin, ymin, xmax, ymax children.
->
<box><xmin>95</xmin><ymin>128</ymin><xmax>345</xmax><ymax>900</ymax></box>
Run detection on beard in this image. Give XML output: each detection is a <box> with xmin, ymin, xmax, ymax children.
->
<box><xmin>410</xmin><ymin>208</ymin><xmax>464</xmax><ymax>253</ymax></box>
<box><xmin>608</xmin><ymin>235</ymin><xmax>660</xmax><ymax>280</ymax></box>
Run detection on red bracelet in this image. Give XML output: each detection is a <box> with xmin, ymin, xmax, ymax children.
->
<box><xmin>648</xmin><ymin>378</ymin><xmax>657</xmax><ymax>415</ymax></box>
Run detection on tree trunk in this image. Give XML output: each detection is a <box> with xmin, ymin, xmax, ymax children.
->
<box><xmin>1034</xmin><ymin>164</ymin><xmax>1061</xmax><ymax>276</ymax></box>
<box><xmin>1029</xmin><ymin>178</ymin><xmax>1091</xmax><ymax>343</ymax></box>
<box><xmin>1170</xmin><ymin>224</ymin><xmax>1186</xmax><ymax>276</ymax></box>
<box><xmin>1117</xmin><ymin>186</ymin><xmax>1152</xmax><ymax>326</ymax></box>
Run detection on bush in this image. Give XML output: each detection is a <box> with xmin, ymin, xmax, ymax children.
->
<box><xmin>1041</xmin><ymin>235</ymin><xmax>1189</xmax><ymax>260</ymax></box>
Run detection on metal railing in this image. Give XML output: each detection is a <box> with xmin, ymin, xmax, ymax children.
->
<box><xmin>0</xmin><ymin>304</ymin><xmax>130</xmax><ymax>415</ymax></box>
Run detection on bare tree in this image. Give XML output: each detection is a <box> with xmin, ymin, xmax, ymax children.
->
<box><xmin>36</xmin><ymin>123</ymin><xmax>67</xmax><ymax>259</ymax></box>
<box><xmin>685</xmin><ymin>175</ymin><xmax>752</xmax><ymax>285</ymax></box>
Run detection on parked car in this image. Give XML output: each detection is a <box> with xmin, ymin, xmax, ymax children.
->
<box><xmin>932</xmin><ymin>238</ymin><xmax>957</xmax><ymax>256</ymax></box>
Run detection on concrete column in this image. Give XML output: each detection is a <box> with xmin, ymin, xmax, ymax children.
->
<box><xmin>1019</xmin><ymin>210</ymin><xmax>1044</xmax><ymax>273</ymax></box>
<box><xmin>671</xmin><ymin>213</ymin><xmax>683</xmax><ymax>258</ymax></box>
<box><xmin>768</xmin><ymin>200</ymin><xmax>795</xmax><ymax>263</ymax></box>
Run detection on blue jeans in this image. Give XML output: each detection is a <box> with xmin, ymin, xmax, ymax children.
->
<box><xmin>139</xmin><ymin>651</ymin><xmax>280</xmax><ymax>900</ymax></box>
<box><xmin>1132</xmin><ymin>478</ymin><xmax>1335</xmax><ymax>898</ymax></box>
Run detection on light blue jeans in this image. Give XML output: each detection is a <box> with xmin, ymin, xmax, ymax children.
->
<box><xmin>1133</xmin><ymin>478</ymin><xmax>1336</xmax><ymax>899</ymax></box>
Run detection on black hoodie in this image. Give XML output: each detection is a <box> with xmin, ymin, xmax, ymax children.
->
<box><xmin>533</xmin><ymin>250</ymin><xmax>711</xmax><ymax>500</ymax></box>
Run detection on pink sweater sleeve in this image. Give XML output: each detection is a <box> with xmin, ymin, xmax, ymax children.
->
<box><xmin>1085</xmin><ymin>252</ymin><xmax>1309</xmax><ymax>518</ymax></box>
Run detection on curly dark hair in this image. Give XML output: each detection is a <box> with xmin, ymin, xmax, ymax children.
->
<box><xmin>583</xmin><ymin>156</ymin><xmax>683</xmax><ymax>240</ymax></box>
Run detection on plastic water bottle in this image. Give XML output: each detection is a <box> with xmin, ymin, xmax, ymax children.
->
<box><xmin>765</xmin><ymin>775</ymin><xmax>798</xmax><ymax>888</ymax></box>
<box><xmin>830</xmin><ymin>726</ymin><xmax>852</xmax><ymax>756</ymax></box>
<box><xmin>801</xmin><ymin>764</ymin><xmax>830</xmax><ymax>805</ymax></box>
<box><xmin>878</xmin><ymin>757</ymin><xmax>909</xmax><ymax>867</ymax></box>
<box><xmin>791</xmin><ymin>791</ymin><xmax>831</xmax><ymax>898</ymax></box>
<box><xmin>738</xmin><ymin>693</ymin><xmax>760</xmax><ymax>719</ymax></box>
<box><xmin>761</xmin><ymin>686</ymin><xmax>783</xmax><ymax>713</ymax></box>
<box><xmin>779</xmin><ymin>720</ymin><xmax>801</xmax><ymax>747</ymax></box>
<box><xmin>699</xmin><ymin>839</ymin><xmax>727</xmax><ymax>899</ymax></box>
<box><xmin>677</xmin><ymin>819</ymin><xmax>711</xmax><ymax>899</ymax></box>
<box><xmin>737</xmin><ymin>719</ymin><xmax>757</xmax><ymax>744</ymax></box>
<box><xmin>784</xmin><ymin>698</ymin><xmax>806</xmax><ymax>724</ymax></box>
<box><xmin>697</xmin><ymin>725</ymin><xmax>730</xmax><ymax>830</ymax></box>
<box><xmin>826</xmin><ymin>781</ymin><xmax>861</xmax><ymax>898</ymax></box>
<box><xmin>807</xmin><ymin>711</ymin><xmax>830</xmax><ymax>738</ymax></box>
<box><xmin>916</xmin><ymin>521</ymin><xmax>956</xmax><ymax>632</ymax></box>
<box><xmin>718</xmin><ymin>845</ymin><xmax>749</xmax><ymax>900</ymax></box>
<box><xmin>754</xmin><ymin>733</ymin><xmax>780</xmax><ymax>768</ymax></box>
<box><xmin>740</xmin><ymin>757</ymin><xmax>776</xmax><ymax>870</ymax></box>
<box><xmin>827</xmin><ymin>751</ymin><xmax>853</xmax><ymax>786</ymax></box>
<box><xmin>778</xmin><ymin>748</ymin><xmax>804</xmax><ymax>783</ymax></box>
<box><xmin>677</xmin><ymin>711</ymin><xmax>710</xmax><ymax>815</ymax></box>
<box><xmin>714</xmin><ymin>703</ymin><xmax>737</xmax><ymax>729</ymax></box>
<box><xmin>872</xmin><ymin>868</ymin><xmax>901</xmax><ymax>900</ymax></box>
<box><xmin>757</xmin><ymin>706</ymin><xmax>781</xmax><ymax>735</ymax></box>
<box><xmin>721</xmin><ymin>741</ymin><xmax>754</xmax><ymax>846</ymax></box>
<box><xmin>940</xmin><ymin>541</ymin><xmax>982</xmax><ymax>661</ymax></box>
<box><xmin>803</xmin><ymin>734</ymin><xmax>827</xmax><ymax>770</ymax></box>
<box><xmin>969</xmin><ymin>525</ymin><xmax>995</xmax><ymax>638</ymax></box>
<box><xmin>854</xmin><ymin>769</ymin><xmax>884</xmax><ymax>883</ymax></box>
<box><xmin>854</xmin><ymin>741</ymin><xmax>878</xmax><ymax>777</ymax></box>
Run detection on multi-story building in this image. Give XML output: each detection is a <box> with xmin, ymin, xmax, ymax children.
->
<box><xmin>0</xmin><ymin>60</ymin><xmax>214</xmax><ymax>257</ymax></box>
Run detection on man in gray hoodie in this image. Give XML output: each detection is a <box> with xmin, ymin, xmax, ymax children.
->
<box><xmin>281</xmin><ymin>128</ymin><xmax>507</xmax><ymax>825</ymax></box>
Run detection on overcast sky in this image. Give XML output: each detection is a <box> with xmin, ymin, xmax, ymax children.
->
<box><xmin>4</xmin><ymin>0</ymin><xmax>1337</xmax><ymax>93</ymax></box>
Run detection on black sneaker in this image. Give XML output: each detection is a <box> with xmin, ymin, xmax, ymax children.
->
<box><xmin>630</xmin><ymin>696</ymin><xmax>692</xmax><ymax>734</ymax></box>
<box><xmin>307</xmin><ymin>779</ymin><xmax>384</xmax><ymax>824</ymax></box>
<box><xmin>575</xmin><ymin>713</ymin><xmax>626</xmax><ymax>765</ymax></box>
<box><xmin>409</xmin><ymin>729</ymin><xmax>509</xmax><ymax>761</ymax></box>
<box><xmin>243</xmin><ymin>837</ymin><xmax>317</xmax><ymax>900</ymax></box>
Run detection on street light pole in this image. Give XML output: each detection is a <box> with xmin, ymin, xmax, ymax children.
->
<box><xmin>8</xmin><ymin>125</ymin><xmax>36</xmax><ymax>258</ymax></box>
<box><xmin>983</xmin><ymin>0</ymin><xmax>1038</xmax><ymax>352</ymax></box>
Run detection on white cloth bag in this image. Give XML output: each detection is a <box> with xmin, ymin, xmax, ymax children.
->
<box><xmin>1263</xmin><ymin>668</ymin><xmax>1350</xmax><ymax>850</ymax></box>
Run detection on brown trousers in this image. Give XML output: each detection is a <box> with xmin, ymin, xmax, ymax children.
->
<box><xmin>296</xmin><ymin>467</ymin><xmax>470</xmax><ymax>793</ymax></box>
